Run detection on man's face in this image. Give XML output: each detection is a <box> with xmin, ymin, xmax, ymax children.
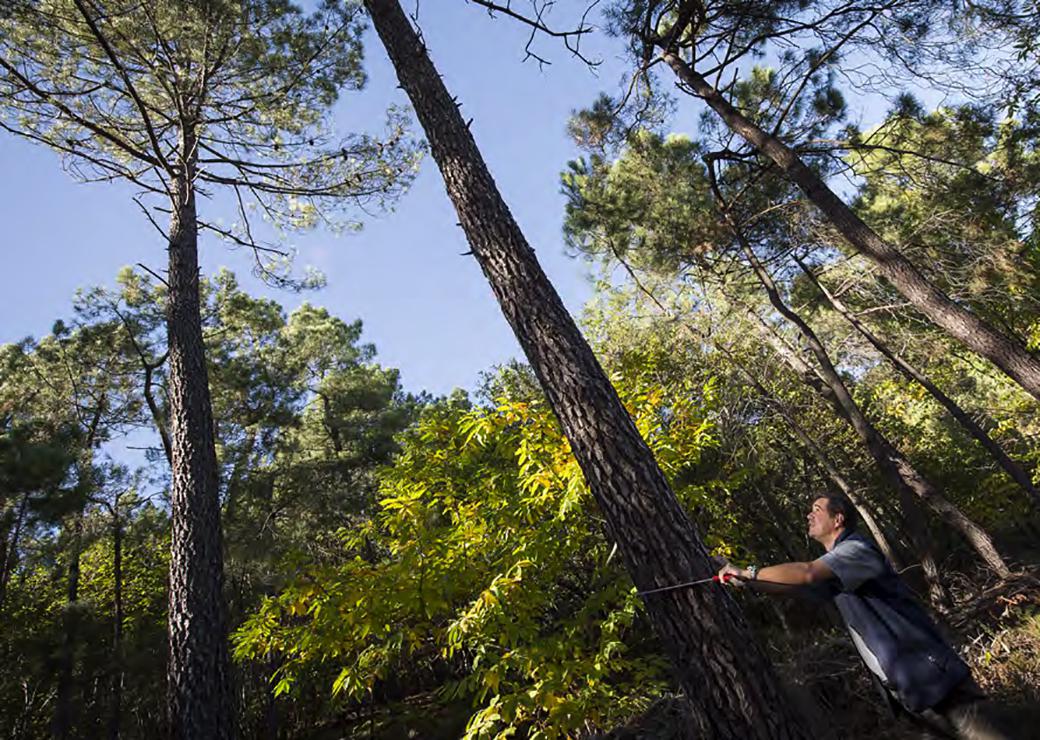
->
<box><xmin>807</xmin><ymin>497</ymin><xmax>840</xmax><ymax>542</ymax></box>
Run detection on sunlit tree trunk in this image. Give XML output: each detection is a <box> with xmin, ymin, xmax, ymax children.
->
<box><xmin>165</xmin><ymin>126</ymin><xmax>233</xmax><ymax>740</ymax></box>
<box><xmin>744</xmin><ymin>372</ymin><xmax>901</xmax><ymax>567</ymax></box>
<box><xmin>744</xmin><ymin>312</ymin><xmax>953</xmax><ymax>605</ymax></box>
<box><xmin>662</xmin><ymin>48</ymin><xmax>1040</xmax><ymax>402</ymax></box>
<box><xmin>738</xmin><ymin>236</ymin><xmax>1008</xmax><ymax>582</ymax></box>
<box><xmin>364</xmin><ymin>2</ymin><xmax>811</xmax><ymax>736</ymax></box>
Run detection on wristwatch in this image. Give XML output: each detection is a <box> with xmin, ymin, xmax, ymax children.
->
<box><xmin>747</xmin><ymin>564</ymin><xmax>759</xmax><ymax>581</ymax></box>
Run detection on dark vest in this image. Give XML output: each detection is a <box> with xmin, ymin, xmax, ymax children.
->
<box><xmin>825</xmin><ymin>531</ymin><xmax>969</xmax><ymax>712</ymax></box>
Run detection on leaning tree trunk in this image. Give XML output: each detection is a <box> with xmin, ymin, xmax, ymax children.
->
<box><xmin>165</xmin><ymin>129</ymin><xmax>233</xmax><ymax>740</ymax></box>
<box><xmin>735</xmin><ymin>238</ymin><xmax>1009</xmax><ymax>581</ymax></box>
<box><xmin>703</xmin><ymin>266</ymin><xmax>950</xmax><ymax>596</ymax></box>
<box><xmin>743</xmin><ymin>310</ymin><xmax>951</xmax><ymax>605</ymax></box>
<box><xmin>798</xmin><ymin>260</ymin><xmax>1040</xmax><ymax>512</ymax></box>
<box><xmin>660</xmin><ymin>48</ymin><xmax>1040</xmax><ymax>402</ymax></box>
<box><xmin>740</xmin><ymin>367</ymin><xmax>901</xmax><ymax>567</ymax></box>
<box><xmin>364</xmin><ymin>2</ymin><xmax>810</xmax><ymax>737</ymax></box>
<box><xmin>785</xmin><ymin>429</ymin><xmax>897</xmax><ymax>565</ymax></box>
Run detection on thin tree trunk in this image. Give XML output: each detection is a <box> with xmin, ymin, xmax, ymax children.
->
<box><xmin>745</xmin><ymin>312</ymin><xmax>952</xmax><ymax>604</ymax></box>
<box><xmin>109</xmin><ymin>513</ymin><xmax>123</xmax><ymax>740</ymax></box>
<box><xmin>797</xmin><ymin>259</ymin><xmax>1040</xmax><ymax>512</ymax></box>
<box><xmin>116</xmin><ymin>310</ymin><xmax>172</xmax><ymax>467</ymax></box>
<box><xmin>0</xmin><ymin>491</ymin><xmax>29</xmax><ymax>616</ymax></box>
<box><xmin>165</xmin><ymin>128</ymin><xmax>233</xmax><ymax>740</ymax></box>
<box><xmin>660</xmin><ymin>47</ymin><xmax>1040</xmax><ymax>402</ymax></box>
<box><xmin>53</xmin><ymin>511</ymin><xmax>84</xmax><ymax>740</ymax></box>
<box><xmin>223</xmin><ymin>429</ymin><xmax>256</xmax><ymax>528</ymax></box>
<box><xmin>54</xmin><ymin>402</ymin><xmax>105</xmax><ymax>740</ymax></box>
<box><xmin>729</xmin><ymin>227</ymin><xmax>1010</xmax><ymax>579</ymax></box>
<box><xmin>753</xmin><ymin>479</ymin><xmax>802</xmax><ymax>562</ymax></box>
<box><xmin>758</xmin><ymin>386</ymin><xmax>900</xmax><ymax>566</ymax></box>
<box><xmin>643</xmin><ymin>252</ymin><xmax>948</xmax><ymax>601</ymax></box>
<box><xmin>364</xmin><ymin>3</ymin><xmax>809</xmax><ymax>736</ymax></box>
<box><xmin>605</xmin><ymin>253</ymin><xmax>901</xmax><ymax>565</ymax></box>
<box><xmin>0</xmin><ymin>502</ymin><xmax>11</xmax><ymax>599</ymax></box>
<box><xmin>319</xmin><ymin>392</ymin><xmax>343</xmax><ymax>454</ymax></box>
<box><xmin>748</xmin><ymin>473</ymin><xmax>811</xmax><ymax>563</ymax></box>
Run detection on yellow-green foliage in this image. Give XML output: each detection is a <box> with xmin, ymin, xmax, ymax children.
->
<box><xmin>234</xmin><ymin>364</ymin><xmax>722</xmax><ymax>738</ymax></box>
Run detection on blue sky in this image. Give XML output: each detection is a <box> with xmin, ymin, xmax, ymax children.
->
<box><xmin>0</xmin><ymin>4</ymin><xmax>635</xmax><ymax>398</ymax></box>
<box><xmin>0</xmin><ymin>3</ymin><xmax>918</xmax><ymax>402</ymax></box>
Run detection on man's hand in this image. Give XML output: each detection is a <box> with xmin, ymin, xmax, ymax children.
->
<box><xmin>716</xmin><ymin>560</ymin><xmax>750</xmax><ymax>587</ymax></box>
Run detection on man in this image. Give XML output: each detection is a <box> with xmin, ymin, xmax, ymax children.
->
<box><xmin>717</xmin><ymin>493</ymin><xmax>1010</xmax><ymax>739</ymax></box>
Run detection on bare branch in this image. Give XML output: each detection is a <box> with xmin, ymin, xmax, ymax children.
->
<box><xmin>136</xmin><ymin>262</ymin><xmax>169</xmax><ymax>288</ymax></box>
<box><xmin>465</xmin><ymin>0</ymin><xmax>601</xmax><ymax>67</ymax></box>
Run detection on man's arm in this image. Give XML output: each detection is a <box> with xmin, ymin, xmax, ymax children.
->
<box><xmin>718</xmin><ymin>559</ymin><xmax>836</xmax><ymax>594</ymax></box>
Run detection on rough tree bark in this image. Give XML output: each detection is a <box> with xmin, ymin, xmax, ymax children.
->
<box><xmin>659</xmin><ymin>43</ymin><xmax>1040</xmax><ymax>402</ymax></box>
<box><xmin>165</xmin><ymin>127</ymin><xmax>233</xmax><ymax>740</ymax></box>
<box><xmin>797</xmin><ymin>259</ymin><xmax>1040</xmax><ymax>512</ymax></box>
<box><xmin>364</xmin><ymin>2</ymin><xmax>810</xmax><ymax>737</ymax></box>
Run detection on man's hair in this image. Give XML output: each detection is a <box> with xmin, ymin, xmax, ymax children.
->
<box><xmin>819</xmin><ymin>493</ymin><xmax>858</xmax><ymax>531</ymax></box>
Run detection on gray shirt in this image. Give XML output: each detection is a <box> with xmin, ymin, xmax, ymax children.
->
<box><xmin>821</xmin><ymin>536</ymin><xmax>886</xmax><ymax>592</ymax></box>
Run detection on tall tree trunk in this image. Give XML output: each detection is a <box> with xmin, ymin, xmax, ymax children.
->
<box><xmin>731</xmin><ymin>231</ymin><xmax>1010</xmax><ymax>580</ymax></box>
<box><xmin>660</xmin><ymin>46</ymin><xmax>1040</xmax><ymax>402</ymax></box>
<box><xmin>54</xmin><ymin>403</ymin><xmax>105</xmax><ymax>740</ymax></box>
<box><xmin>165</xmin><ymin>129</ymin><xmax>233</xmax><ymax>740</ymax></box>
<box><xmin>53</xmin><ymin>511</ymin><xmax>84</xmax><ymax>740</ymax></box>
<box><xmin>364</xmin><ymin>3</ymin><xmax>810</xmax><ymax>737</ymax></box>
<box><xmin>797</xmin><ymin>259</ymin><xmax>1040</xmax><ymax>512</ymax></box>
<box><xmin>109</xmin><ymin>513</ymin><xmax>124</xmax><ymax>740</ymax></box>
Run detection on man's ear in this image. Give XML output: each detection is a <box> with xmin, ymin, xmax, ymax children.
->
<box><xmin>835</xmin><ymin>512</ymin><xmax>845</xmax><ymax>529</ymax></box>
